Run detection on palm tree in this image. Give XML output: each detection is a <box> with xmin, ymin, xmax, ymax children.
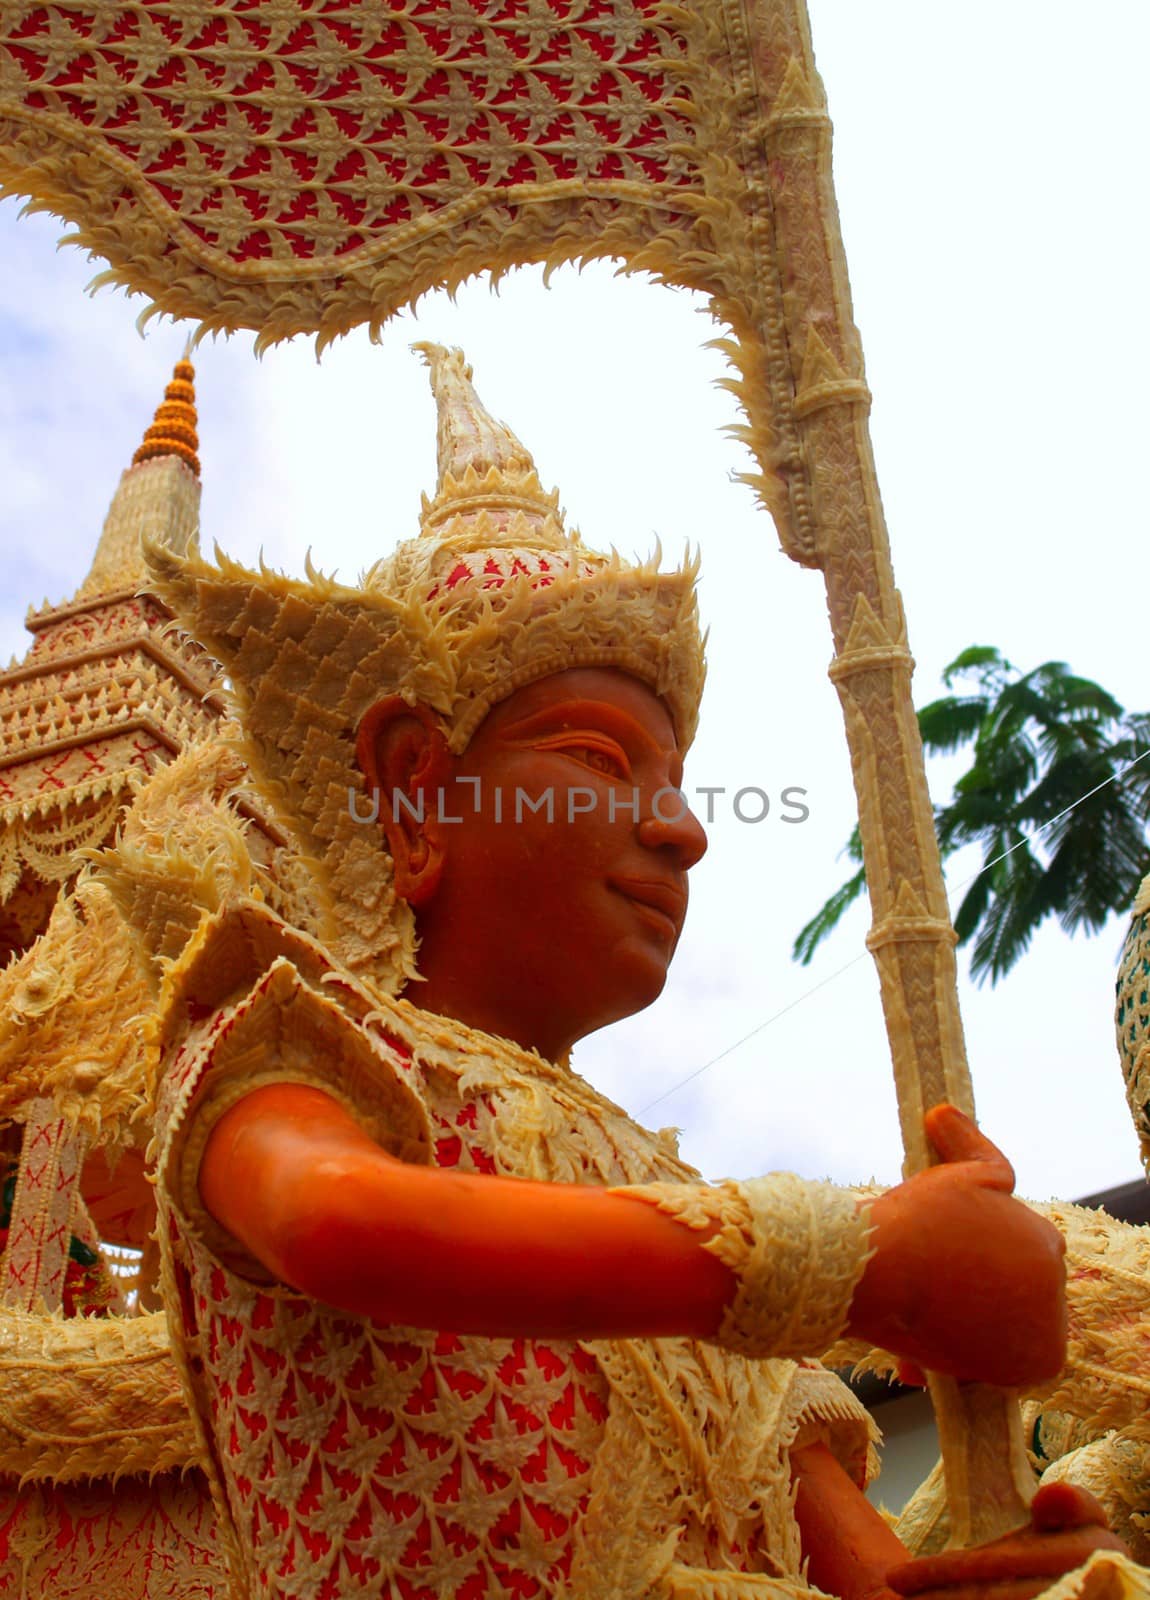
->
<box><xmin>794</xmin><ymin>647</ymin><xmax>1150</xmax><ymax>983</ymax></box>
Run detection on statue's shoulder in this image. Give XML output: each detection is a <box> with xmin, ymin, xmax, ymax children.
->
<box><xmin>373</xmin><ymin>1002</ymin><xmax>705</xmax><ymax>1189</ymax></box>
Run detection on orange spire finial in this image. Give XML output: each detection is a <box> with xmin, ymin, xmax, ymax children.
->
<box><xmin>132</xmin><ymin>358</ymin><xmax>200</xmax><ymax>477</ymax></box>
<box><xmin>78</xmin><ymin>355</ymin><xmax>203</xmax><ymax>600</ymax></box>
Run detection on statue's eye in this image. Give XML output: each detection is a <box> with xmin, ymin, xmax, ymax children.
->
<box><xmin>542</xmin><ymin>737</ymin><xmax>631</xmax><ymax>780</ymax></box>
<box><xmin>522</xmin><ymin>731</ymin><xmax>633</xmax><ymax>779</ymax></box>
<box><xmin>575</xmin><ymin>745</ymin><xmax>625</xmax><ymax>777</ymax></box>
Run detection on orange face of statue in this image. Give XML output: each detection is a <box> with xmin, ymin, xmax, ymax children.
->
<box><xmin>358</xmin><ymin>667</ymin><xmax>707</xmax><ymax>1059</ymax></box>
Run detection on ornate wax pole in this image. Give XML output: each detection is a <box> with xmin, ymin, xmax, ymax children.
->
<box><xmin>755</xmin><ymin>35</ymin><xmax>968</xmax><ymax>1161</ymax></box>
<box><xmin>723</xmin><ymin>5</ymin><xmax>1034</xmax><ymax>1543</ymax></box>
<box><xmin>0</xmin><ymin>0</ymin><xmax>1029</xmax><ymax>1540</ymax></box>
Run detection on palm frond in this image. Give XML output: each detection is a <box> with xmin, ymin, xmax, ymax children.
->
<box><xmin>966</xmin><ymin>833</ymin><xmax>1045</xmax><ymax>983</ymax></box>
<box><xmin>792</xmin><ymin>866</ymin><xmax>868</xmax><ymax>966</ymax></box>
<box><xmin>918</xmin><ymin>695</ymin><xmax>989</xmax><ymax>755</ymax></box>
<box><xmin>795</xmin><ymin>645</ymin><xmax>1150</xmax><ymax>981</ymax></box>
<box><xmin>941</xmin><ymin>646</ymin><xmax>1014</xmax><ymax>691</ymax></box>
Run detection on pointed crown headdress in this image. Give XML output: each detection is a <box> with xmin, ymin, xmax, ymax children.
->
<box><xmin>145</xmin><ymin>345</ymin><xmax>705</xmax><ymax>993</ymax></box>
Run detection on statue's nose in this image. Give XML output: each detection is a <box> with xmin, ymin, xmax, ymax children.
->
<box><xmin>637</xmin><ymin>798</ymin><xmax>707</xmax><ymax>870</ymax></box>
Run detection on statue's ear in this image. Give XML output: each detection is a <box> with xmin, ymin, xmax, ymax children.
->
<box><xmin>355</xmin><ymin>697</ymin><xmax>451</xmax><ymax>908</ymax></box>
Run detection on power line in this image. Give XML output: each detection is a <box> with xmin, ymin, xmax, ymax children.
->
<box><xmin>945</xmin><ymin>747</ymin><xmax>1150</xmax><ymax>890</ymax></box>
<box><xmin>640</xmin><ymin>953</ymin><xmax>867</xmax><ymax>1117</ymax></box>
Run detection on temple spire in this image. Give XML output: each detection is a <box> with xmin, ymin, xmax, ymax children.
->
<box><xmin>78</xmin><ymin>356</ymin><xmax>201</xmax><ymax>599</ymax></box>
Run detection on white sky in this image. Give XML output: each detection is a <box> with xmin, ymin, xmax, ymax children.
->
<box><xmin>1</xmin><ymin>0</ymin><xmax>1147</xmax><ymax>1201</ymax></box>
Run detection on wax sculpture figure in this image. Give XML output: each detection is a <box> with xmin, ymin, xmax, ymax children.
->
<box><xmin>109</xmin><ymin>345</ymin><xmax>1121</xmax><ymax>1600</ymax></box>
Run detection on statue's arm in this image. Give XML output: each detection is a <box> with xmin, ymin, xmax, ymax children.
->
<box><xmin>792</xmin><ymin>1440</ymin><xmax>909</xmax><ymax>1600</ymax></box>
<box><xmin>199</xmin><ymin>1080</ymin><xmax>735</xmax><ymax>1340</ymax></box>
<box><xmin>201</xmin><ymin>1086</ymin><xmax>1125</xmax><ymax>1597</ymax></box>
<box><xmin>791</xmin><ymin>1442</ymin><xmax>1126</xmax><ymax>1600</ymax></box>
<box><xmin>200</xmin><ymin>1086</ymin><xmax>1065</xmax><ymax>1389</ymax></box>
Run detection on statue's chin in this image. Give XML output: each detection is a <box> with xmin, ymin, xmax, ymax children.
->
<box><xmin>585</xmin><ymin>935</ymin><xmax>675</xmax><ymax>1033</ymax></box>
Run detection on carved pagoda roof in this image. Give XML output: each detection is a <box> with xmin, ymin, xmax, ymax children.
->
<box><xmin>0</xmin><ymin>359</ymin><xmax>224</xmax><ymax>920</ymax></box>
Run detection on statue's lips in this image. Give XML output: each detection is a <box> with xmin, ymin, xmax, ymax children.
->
<box><xmin>607</xmin><ymin>877</ymin><xmax>687</xmax><ymax>937</ymax></box>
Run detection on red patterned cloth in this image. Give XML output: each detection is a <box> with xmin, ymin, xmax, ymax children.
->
<box><xmin>0</xmin><ymin>1473</ymin><xmax>224</xmax><ymax>1600</ymax></box>
<box><xmin>167</xmin><ymin>1127</ymin><xmax>612</xmax><ymax>1598</ymax></box>
<box><xmin>1</xmin><ymin>0</ymin><xmax>694</xmax><ymax>268</ymax></box>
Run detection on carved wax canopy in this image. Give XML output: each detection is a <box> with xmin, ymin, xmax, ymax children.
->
<box><xmin>0</xmin><ymin>0</ymin><xmax>869</xmax><ymax>566</ymax></box>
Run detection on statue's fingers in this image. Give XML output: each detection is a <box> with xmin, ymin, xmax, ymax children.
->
<box><xmin>923</xmin><ymin>1104</ymin><xmax>1015</xmax><ymax>1191</ymax></box>
<box><xmin>889</xmin><ymin>1524</ymin><xmax>1126</xmax><ymax>1598</ymax></box>
<box><xmin>1030</xmin><ymin>1483</ymin><xmax>1111</xmax><ymax>1533</ymax></box>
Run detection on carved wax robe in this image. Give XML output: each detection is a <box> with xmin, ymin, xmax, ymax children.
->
<box><xmin>154</xmin><ymin>902</ymin><xmax>875</xmax><ymax>1600</ymax></box>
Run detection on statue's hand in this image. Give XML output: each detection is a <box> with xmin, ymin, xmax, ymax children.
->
<box><xmin>846</xmin><ymin>1105</ymin><xmax>1066</xmax><ymax>1387</ymax></box>
<box><xmin>886</xmin><ymin>1483</ymin><xmax>1127</xmax><ymax>1600</ymax></box>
